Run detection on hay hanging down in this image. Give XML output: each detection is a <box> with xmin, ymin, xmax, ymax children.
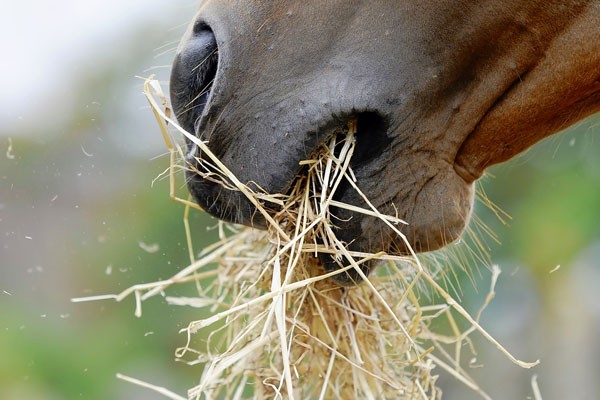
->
<box><xmin>74</xmin><ymin>78</ymin><xmax>538</xmax><ymax>400</ymax></box>
<box><xmin>176</xmin><ymin>130</ymin><xmax>439</xmax><ymax>400</ymax></box>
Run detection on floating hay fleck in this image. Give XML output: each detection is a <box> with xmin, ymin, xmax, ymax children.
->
<box><xmin>73</xmin><ymin>78</ymin><xmax>539</xmax><ymax>400</ymax></box>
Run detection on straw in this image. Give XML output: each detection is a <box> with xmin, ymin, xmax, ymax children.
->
<box><xmin>73</xmin><ymin>77</ymin><xmax>540</xmax><ymax>399</ymax></box>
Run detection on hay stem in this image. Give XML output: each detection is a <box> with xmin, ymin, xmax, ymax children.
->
<box><xmin>116</xmin><ymin>373</ymin><xmax>186</xmax><ymax>400</ymax></box>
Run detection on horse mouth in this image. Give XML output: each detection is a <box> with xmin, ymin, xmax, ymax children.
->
<box><xmin>184</xmin><ymin>111</ymin><xmax>390</xmax><ymax>229</ymax></box>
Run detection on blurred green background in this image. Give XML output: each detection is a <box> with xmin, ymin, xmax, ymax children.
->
<box><xmin>1</xmin><ymin>2</ymin><xmax>599</xmax><ymax>399</ymax></box>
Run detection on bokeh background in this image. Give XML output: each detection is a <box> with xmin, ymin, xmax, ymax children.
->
<box><xmin>1</xmin><ymin>1</ymin><xmax>599</xmax><ymax>399</ymax></box>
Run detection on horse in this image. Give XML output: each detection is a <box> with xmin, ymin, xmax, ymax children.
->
<box><xmin>169</xmin><ymin>1</ymin><xmax>600</xmax><ymax>284</ymax></box>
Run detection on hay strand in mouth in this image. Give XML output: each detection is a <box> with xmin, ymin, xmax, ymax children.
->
<box><xmin>73</xmin><ymin>77</ymin><xmax>539</xmax><ymax>400</ymax></box>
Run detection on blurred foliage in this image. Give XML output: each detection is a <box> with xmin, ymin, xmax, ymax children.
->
<box><xmin>0</xmin><ymin>10</ymin><xmax>217</xmax><ymax>399</ymax></box>
<box><xmin>482</xmin><ymin>116</ymin><xmax>600</xmax><ymax>265</ymax></box>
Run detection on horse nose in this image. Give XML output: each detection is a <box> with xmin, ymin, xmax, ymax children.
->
<box><xmin>170</xmin><ymin>21</ymin><xmax>219</xmax><ymax>136</ymax></box>
<box><xmin>185</xmin><ymin>142</ymin><xmax>199</xmax><ymax>164</ymax></box>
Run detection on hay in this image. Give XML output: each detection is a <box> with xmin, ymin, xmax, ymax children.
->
<box><xmin>172</xmin><ymin>129</ymin><xmax>439</xmax><ymax>399</ymax></box>
<box><xmin>73</xmin><ymin>78</ymin><xmax>539</xmax><ymax>399</ymax></box>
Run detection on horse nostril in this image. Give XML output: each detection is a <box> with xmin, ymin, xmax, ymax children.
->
<box><xmin>352</xmin><ymin>112</ymin><xmax>391</xmax><ymax>167</ymax></box>
<box><xmin>192</xmin><ymin>20</ymin><xmax>211</xmax><ymax>36</ymax></box>
<box><xmin>170</xmin><ymin>22</ymin><xmax>219</xmax><ymax>135</ymax></box>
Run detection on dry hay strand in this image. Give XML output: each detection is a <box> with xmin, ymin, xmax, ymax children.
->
<box><xmin>73</xmin><ymin>78</ymin><xmax>539</xmax><ymax>400</ymax></box>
